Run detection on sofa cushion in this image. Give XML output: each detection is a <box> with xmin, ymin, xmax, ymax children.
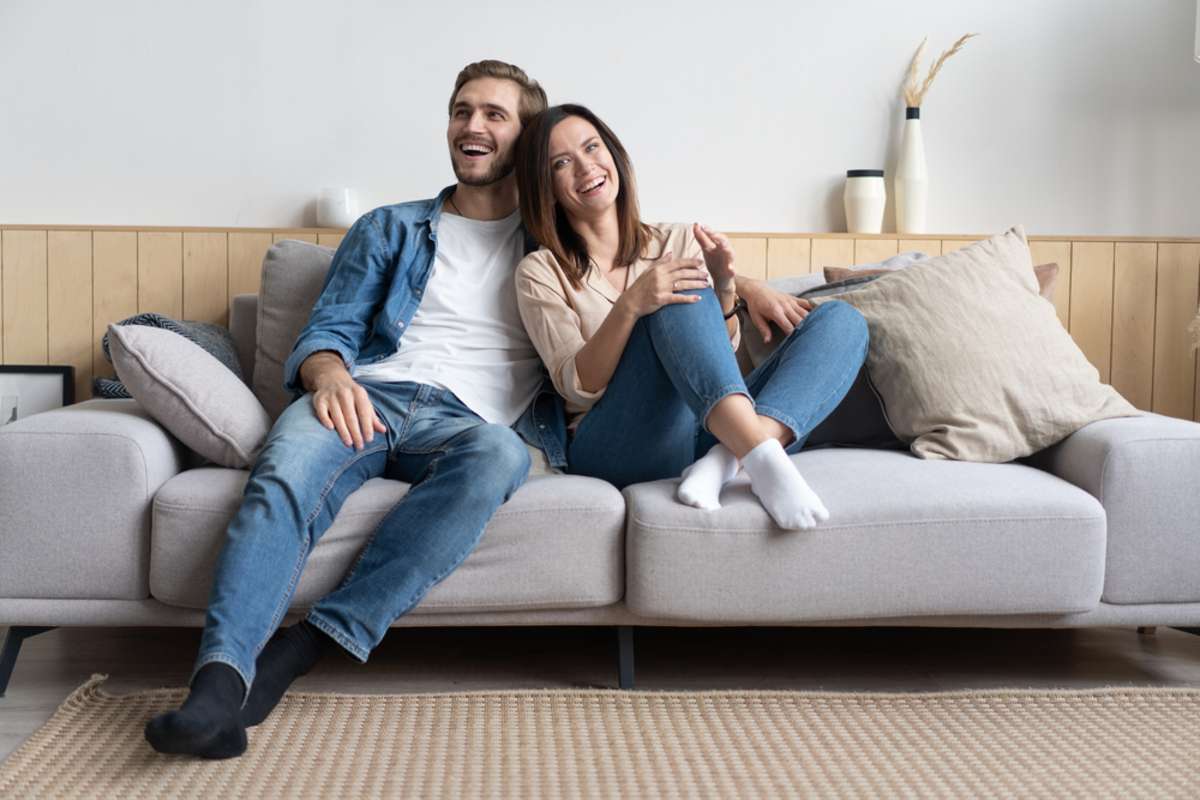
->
<box><xmin>623</xmin><ymin>447</ymin><xmax>1107</xmax><ymax>622</ymax></box>
<box><xmin>253</xmin><ymin>240</ymin><xmax>335</xmax><ymax>419</ymax></box>
<box><xmin>150</xmin><ymin>469</ymin><xmax>625</xmax><ymax>612</ymax></box>
<box><xmin>108</xmin><ymin>324</ymin><xmax>271</xmax><ymax>468</ymax></box>
<box><xmin>808</xmin><ymin>226</ymin><xmax>1140</xmax><ymax>462</ymax></box>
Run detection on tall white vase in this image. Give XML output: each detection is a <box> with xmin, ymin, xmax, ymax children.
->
<box><xmin>895</xmin><ymin>107</ymin><xmax>928</xmax><ymax>234</ymax></box>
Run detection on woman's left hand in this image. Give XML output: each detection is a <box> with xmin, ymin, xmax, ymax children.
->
<box><xmin>693</xmin><ymin>223</ymin><xmax>736</xmax><ymax>292</ymax></box>
<box><xmin>737</xmin><ymin>278</ymin><xmax>813</xmax><ymax>343</ymax></box>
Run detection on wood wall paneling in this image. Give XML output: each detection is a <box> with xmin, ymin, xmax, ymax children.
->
<box><xmin>228</xmin><ymin>233</ymin><xmax>273</xmax><ymax>298</ymax></box>
<box><xmin>1029</xmin><ymin>240</ymin><xmax>1073</xmax><ymax>327</ymax></box>
<box><xmin>1153</xmin><ymin>243</ymin><xmax>1200</xmax><ymax>419</ymax></box>
<box><xmin>1110</xmin><ymin>242</ymin><xmax>1157</xmax><ymax>410</ymax></box>
<box><xmin>317</xmin><ymin>233</ymin><xmax>344</xmax><ymax>250</ymax></box>
<box><xmin>810</xmin><ymin>238</ymin><xmax>854</xmax><ymax>271</ymax></box>
<box><xmin>2</xmin><ymin>230</ymin><xmax>49</xmax><ymax>364</ymax></box>
<box><xmin>765</xmin><ymin>238</ymin><xmax>811</xmax><ymax>279</ymax></box>
<box><xmin>940</xmin><ymin>239</ymin><xmax>977</xmax><ymax>254</ymax></box>
<box><xmin>137</xmin><ymin>231</ymin><xmax>182</xmax><ymax>318</ymax></box>
<box><xmin>47</xmin><ymin>231</ymin><xmax>93</xmax><ymax>401</ymax></box>
<box><xmin>183</xmin><ymin>232</ymin><xmax>229</xmax><ymax>326</ymax></box>
<box><xmin>853</xmin><ymin>238</ymin><xmax>898</xmax><ymax>265</ymax></box>
<box><xmin>273</xmin><ymin>232</ymin><xmax>317</xmax><ymax>244</ymax></box>
<box><xmin>92</xmin><ymin>232</ymin><xmax>138</xmax><ymax>381</ymax></box>
<box><xmin>728</xmin><ymin>237</ymin><xmax>767</xmax><ymax>281</ymax></box>
<box><xmin>1069</xmin><ymin>242</ymin><xmax>1115</xmax><ymax>382</ymax></box>
<box><xmin>898</xmin><ymin>239</ymin><xmax>942</xmax><ymax>256</ymax></box>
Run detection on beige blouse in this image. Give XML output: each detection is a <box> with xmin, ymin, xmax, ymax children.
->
<box><xmin>515</xmin><ymin>222</ymin><xmax>741</xmax><ymax>428</ymax></box>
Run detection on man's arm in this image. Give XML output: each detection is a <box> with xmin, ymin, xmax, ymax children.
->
<box><xmin>281</xmin><ymin>212</ymin><xmax>396</xmax><ymax>395</ymax></box>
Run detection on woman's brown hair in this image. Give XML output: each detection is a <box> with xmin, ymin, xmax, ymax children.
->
<box><xmin>515</xmin><ymin>104</ymin><xmax>656</xmax><ymax>290</ymax></box>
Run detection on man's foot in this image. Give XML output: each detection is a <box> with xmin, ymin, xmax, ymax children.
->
<box><xmin>144</xmin><ymin>662</ymin><xmax>247</xmax><ymax>759</ymax></box>
<box><xmin>241</xmin><ymin>619</ymin><xmax>335</xmax><ymax>727</ymax></box>
<box><xmin>741</xmin><ymin>438</ymin><xmax>830</xmax><ymax>530</ymax></box>
<box><xmin>677</xmin><ymin>443</ymin><xmax>740</xmax><ymax>510</ymax></box>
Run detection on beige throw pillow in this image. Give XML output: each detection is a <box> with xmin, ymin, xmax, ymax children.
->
<box><xmin>109</xmin><ymin>324</ymin><xmax>272</xmax><ymax>467</ymax></box>
<box><xmin>824</xmin><ymin>262</ymin><xmax>1060</xmax><ymax>301</ymax></box>
<box><xmin>809</xmin><ymin>226</ymin><xmax>1140</xmax><ymax>462</ymax></box>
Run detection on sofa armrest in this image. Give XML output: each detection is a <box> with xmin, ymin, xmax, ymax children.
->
<box><xmin>1024</xmin><ymin>412</ymin><xmax>1200</xmax><ymax>604</ymax></box>
<box><xmin>0</xmin><ymin>399</ymin><xmax>186</xmax><ymax>601</ymax></box>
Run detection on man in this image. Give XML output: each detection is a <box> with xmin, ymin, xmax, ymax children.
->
<box><xmin>145</xmin><ymin>59</ymin><xmax>810</xmax><ymax>760</ymax></box>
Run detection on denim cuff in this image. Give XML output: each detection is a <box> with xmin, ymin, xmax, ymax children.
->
<box><xmin>190</xmin><ymin>652</ymin><xmax>253</xmax><ymax>710</ymax></box>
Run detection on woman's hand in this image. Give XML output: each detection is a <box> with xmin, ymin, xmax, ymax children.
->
<box><xmin>616</xmin><ymin>251</ymin><xmax>710</xmax><ymax>319</ymax></box>
<box><xmin>737</xmin><ymin>277</ymin><xmax>813</xmax><ymax>343</ymax></box>
<box><xmin>693</xmin><ymin>223</ymin><xmax>736</xmax><ymax>292</ymax></box>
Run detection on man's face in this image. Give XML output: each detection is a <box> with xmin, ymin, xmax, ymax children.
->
<box><xmin>447</xmin><ymin>77</ymin><xmax>524</xmax><ymax>187</ymax></box>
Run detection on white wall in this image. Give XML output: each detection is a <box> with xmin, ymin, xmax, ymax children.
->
<box><xmin>2</xmin><ymin>0</ymin><xmax>1198</xmax><ymax>235</ymax></box>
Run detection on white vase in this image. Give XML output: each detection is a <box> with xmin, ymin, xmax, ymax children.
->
<box><xmin>843</xmin><ymin>170</ymin><xmax>886</xmax><ymax>234</ymax></box>
<box><xmin>895</xmin><ymin>107</ymin><xmax>928</xmax><ymax>234</ymax></box>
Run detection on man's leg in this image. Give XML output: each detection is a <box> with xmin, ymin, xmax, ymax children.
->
<box><xmin>145</xmin><ymin>392</ymin><xmax>392</xmax><ymax>757</ymax></box>
<box><xmin>242</xmin><ymin>387</ymin><xmax>531</xmax><ymax>725</ymax></box>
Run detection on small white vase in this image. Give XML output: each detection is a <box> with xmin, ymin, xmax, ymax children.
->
<box><xmin>895</xmin><ymin>107</ymin><xmax>928</xmax><ymax>234</ymax></box>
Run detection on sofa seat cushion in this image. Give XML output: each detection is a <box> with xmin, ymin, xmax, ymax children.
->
<box><xmin>150</xmin><ymin>469</ymin><xmax>624</xmax><ymax>613</ymax></box>
<box><xmin>624</xmin><ymin>448</ymin><xmax>1107</xmax><ymax>622</ymax></box>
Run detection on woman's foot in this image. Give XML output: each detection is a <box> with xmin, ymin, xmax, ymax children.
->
<box><xmin>677</xmin><ymin>443</ymin><xmax>740</xmax><ymax>509</ymax></box>
<box><xmin>741</xmin><ymin>438</ymin><xmax>830</xmax><ymax>530</ymax></box>
<box><xmin>144</xmin><ymin>662</ymin><xmax>247</xmax><ymax>759</ymax></box>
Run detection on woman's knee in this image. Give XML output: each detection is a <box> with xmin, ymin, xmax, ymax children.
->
<box><xmin>808</xmin><ymin>300</ymin><xmax>868</xmax><ymax>347</ymax></box>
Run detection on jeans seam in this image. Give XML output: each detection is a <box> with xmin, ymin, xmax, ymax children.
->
<box><xmin>305</xmin><ymin>611</ymin><xmax>368</xmax><ymax>662</ymax></box>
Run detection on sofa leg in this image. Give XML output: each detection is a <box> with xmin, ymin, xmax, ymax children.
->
<box><xmin>1175</xmin><ymin>627</ymin><xmax>1200</xmax><ymax>637</ymax></box>
<box><xmin>0</xmin><ymin>626</ymin><xmax>56</xmax><ymax>697</ymax></box>
<box><xmin>1137</xmin><ymin>626</ymin><xmax>1157</xmax><ymax>635</ymax></box>
<box><xmin>617</xmin><ymin>626</ymin><xmax>635</xmax><ymax>690</ymax></box>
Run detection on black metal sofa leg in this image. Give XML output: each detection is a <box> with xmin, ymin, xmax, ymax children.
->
<box><xmin>1175</xmin><ymin>627</ymin><xmax>1200</xmax><ymax>637</ymax></box>
<box><xmin>0</xmin><ymin>626</ymin><xmax>56</xmax><ymax>697</ymax></box>
<box><xmin>617</xmin><ymin>626</ymin><xmax>635</xmax><ymax>690</ymax></box>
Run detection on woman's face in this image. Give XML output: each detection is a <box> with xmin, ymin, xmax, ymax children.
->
<box><xmin>547</xmin><ymin>115</ymin><xmax>620</xmax><ymax>220</ymax></box>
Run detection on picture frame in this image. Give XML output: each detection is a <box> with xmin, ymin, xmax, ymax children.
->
<box><xmin>0</xmin><ymin>365</ymin><xmax>75</xmax><ymax>426</ymax></box>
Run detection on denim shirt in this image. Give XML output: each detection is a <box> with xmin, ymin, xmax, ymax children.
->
<box><xmin>282</xmin><ymin>185</ymin><xmax>568</xmax><ymax>469</ymax></box>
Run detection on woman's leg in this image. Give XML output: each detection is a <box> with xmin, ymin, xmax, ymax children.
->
<box><xmin>568</xmin><ymin>288</ymin><xmax>751</xmax><ymax>487</ymax></box>
<box><xmin>687</xmin><ymin>300</ymin><xmax>870</xmax><ymax>526</ymax></box>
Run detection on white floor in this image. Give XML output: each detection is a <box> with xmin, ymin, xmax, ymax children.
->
<box><xmin>3</xmin><ymin>624</ymin><xmax>1200</xmax><ymax>762</ymax></box>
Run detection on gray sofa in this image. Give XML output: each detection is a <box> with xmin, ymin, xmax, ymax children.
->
<box><xmin>4</xmin><ymin>265</ymin><xmax>1200</xmax><ymax>694</ymax></box>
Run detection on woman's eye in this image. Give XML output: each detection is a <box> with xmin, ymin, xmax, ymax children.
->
<box><xmin>586</xmin><ymin>142</ymin><xmax>598</xmax><ymax>152</ymax></box>
<box><xmin>553</xmin><ymin>158</ymin><xmax>568</xmax><ymax>170</ymax></box>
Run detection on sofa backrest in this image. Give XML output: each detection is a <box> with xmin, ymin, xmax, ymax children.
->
<box><xmin>251</xmin><ymin>240</ymin><xmax>337</xmax><ymax>419</ymax></box>
<box><xmin>229</xmin><ymin>294</ymin><xmax>258</xmax><ymax>384</ymax></box>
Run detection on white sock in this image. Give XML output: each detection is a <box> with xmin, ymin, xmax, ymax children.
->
<box><xmin>741</xmin><ymin>438</ymin><xmax>830</xmax><ymax>530</ymax></box>
<box><xmin>677</xmin><ymin>444</ymin><xmax>740</xmax><ymax>510</ymax></box>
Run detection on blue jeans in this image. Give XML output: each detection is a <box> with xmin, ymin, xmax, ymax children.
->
<box><xmin>191</xmin><ymin>381</ymin><xmax>532</xmax><ymax>705</ymax></box>
<box><xmin>568</xmin><ymin>290</ymin><xmax>869</xmax><ymax>489</ymax></box>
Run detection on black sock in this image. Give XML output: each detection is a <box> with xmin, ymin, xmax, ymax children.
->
<box><xmin>144</xmin><ymin>662</ymin><xmax>247</xmax><ymax>759</ymax></box>
<box><xmin>241</xmin><ymin>619</ymin><xmax>337</xmax><ymax>727</ymax></box>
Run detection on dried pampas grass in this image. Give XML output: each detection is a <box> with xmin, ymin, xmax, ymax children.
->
<box><xmin>903</xmin><ymin>33</ymin><xmax>979</xmax><ymax>108</ymax></box>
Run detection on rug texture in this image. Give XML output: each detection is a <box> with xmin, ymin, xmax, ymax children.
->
<box><xmin>2</xmin><ymin>674</ymin><xmax>1198</xmax><ymax>799</ymax></box>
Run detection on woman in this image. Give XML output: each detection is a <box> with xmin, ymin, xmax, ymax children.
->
<box><xmin>513</xmin><ymin>104</ymin><xmax>868</xmax><ymax>530</ymax></box>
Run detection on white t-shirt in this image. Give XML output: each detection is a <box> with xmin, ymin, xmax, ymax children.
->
<box><xmin>353</xmin><ymin>208</ymin><xmax>543</xmax><ymax>426</ymax></box>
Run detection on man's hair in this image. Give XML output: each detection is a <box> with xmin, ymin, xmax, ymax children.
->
<box><xmin>448</xmin><ymin>60</ymin><xmax>548</xmax><ymax>125</ymax></box>
<box><xmin>515</xmin><ymin>104</ymin><xmax>654</xmax><ymax>291</ymax></box>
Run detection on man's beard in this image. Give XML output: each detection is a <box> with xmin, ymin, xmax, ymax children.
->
<box><xmin>452</xmin><ymin>148</ymin><xmax>516</xmax><ymax>187</ymax></box>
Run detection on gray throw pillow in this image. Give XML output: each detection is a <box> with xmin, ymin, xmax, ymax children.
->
<box><xmin>253</xmin><ymin>240</ymin><xmax>336</xmax><ymax>419</ymax></box>
<box><xmin>108</xmin><ymin>324</ymin><xmax>271</xmax><ymax>468</ymax></box>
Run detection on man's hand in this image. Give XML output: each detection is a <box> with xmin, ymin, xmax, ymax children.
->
<box><xmin>737</xmin><ymin>278</ymin><xmax>813</xmax><ymax>343</ymax></box>
<box><xmin>299</xmin><ymin>351</ymin><xmax>386</xmax><ymax>450</ymax></box>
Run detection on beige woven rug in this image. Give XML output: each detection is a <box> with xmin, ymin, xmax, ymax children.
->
<box><xmin>2</xmin><ymin>675</ymin><xmax>1199</xmax><ymax>799</ymax></box>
